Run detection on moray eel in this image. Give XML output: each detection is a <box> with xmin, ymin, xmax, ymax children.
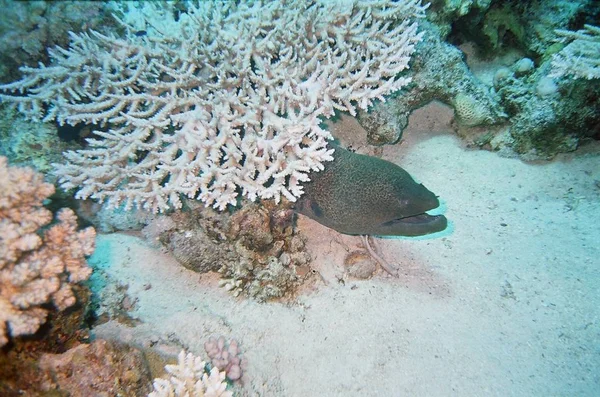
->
<box><xmin>294</xmin><ymin>145</ymin><xmax>447</xmax><ymax>236</ymax></box>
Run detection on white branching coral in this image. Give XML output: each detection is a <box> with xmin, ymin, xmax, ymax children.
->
<box><xmin>0</xmin><ymin>0</ymin><xmax>426</xmax><ymax>213</ymax></box>
<box><xmin>0</xmin><ymin>156</ymin><xmax>95</xmax><ymax>347</ymax></box>
<box><xmin>550</xmin><ymin>24</ymin><xmax>600</xmax><ymax>80</ymax></box>
<box><xmin>148</xmin><ymin>350</ymin><xmax>232</xmax><ymax>397</ymax></box>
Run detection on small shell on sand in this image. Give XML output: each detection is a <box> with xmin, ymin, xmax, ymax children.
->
<box><xmin>343</xmin><ymin>250</ymin><xmax>377</xmax><ymax>279</ymax></box>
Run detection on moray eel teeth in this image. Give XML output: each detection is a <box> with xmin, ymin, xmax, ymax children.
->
<box><xmin>295</xmin><ymin>144</ymin><xmax>448</xmax><ymax>237</ymax></box>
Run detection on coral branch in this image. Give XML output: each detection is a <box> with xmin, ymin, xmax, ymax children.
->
<box><xmin>551</xmin><ymin>24</ymin><xmax>600</xmax><ymax>80</ymax></box>
<box><xmin>149</xmin><ymin>350</ymin><xmax>232</xmax><ymax>397</ymax></box>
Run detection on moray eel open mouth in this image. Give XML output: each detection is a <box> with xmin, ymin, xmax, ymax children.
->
<box><xmin>379</xmin><ymin>212</ymin><xmax>447</xmax><ymax>237</ymax></box>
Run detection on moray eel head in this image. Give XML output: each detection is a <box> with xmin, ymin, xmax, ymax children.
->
<box><xmin>376</xmin><ymin>182</ymin><xmax>447</xmax><ymax>236</ymax></box>
<box><xmin>295</xmin><ymin>145</ymin><xmax>447</xmax><ymax>237</ymax></box>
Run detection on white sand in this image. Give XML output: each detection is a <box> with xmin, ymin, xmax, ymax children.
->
<box><xmin>92</xmin><ymin>103</ymin><xmax>600</xmax><ymax>396</ymax></box>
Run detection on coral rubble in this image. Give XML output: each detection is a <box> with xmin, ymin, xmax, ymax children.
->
<box><xmin>145</xmin><ymin>201</ymin><xmax>312</xmax><ymax>302</ymax></box>
<box><xmin>39</xmin><ymin>339</ymin><xmax>153</xmax><ymax>396</ymax></box>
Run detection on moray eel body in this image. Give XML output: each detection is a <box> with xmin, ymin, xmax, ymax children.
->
<box><xmin>294</xmin><ymin>145</ymin><xmax>447</xmax><ymax>236</ymax></box>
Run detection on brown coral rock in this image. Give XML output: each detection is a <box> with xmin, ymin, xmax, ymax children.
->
<box><xmin>146</xmin><ymin>207</ymin><xmax>236</xmax><ymax>274</ymax></box>
<box><xmin>229</xmin><ymin>203</ymin><xmax>274</xmax><ymax>250</ymax></box>
<box><xmin>166</xmin><ymin>228</ymin><xmax>232</xmax><ymax>273</ymax></box>
<box><xmin>39</xmin><ymin>339</ymin><xmax>153</xmax><ymax>396</ymax></box>
<box><xmin>151</xmin><ymin>200</ymin><xmax>312</xmax><ymax>301</ymax></box>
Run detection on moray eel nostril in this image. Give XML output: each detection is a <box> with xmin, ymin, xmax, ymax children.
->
<box><xmin>294</xmin><ymin>144</ymin><xmax>447</xmax><ymax>237</ymax></box>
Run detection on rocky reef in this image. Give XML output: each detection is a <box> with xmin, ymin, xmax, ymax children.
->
<box><xmin>143</xmin><ymin>201</ymin><xmax>313</xmax><ymax>302</ymax></box>
<box><xmin>359</xmin><ymin>0</ymin><xmax>600</xmax><ymax>159</ymax></box>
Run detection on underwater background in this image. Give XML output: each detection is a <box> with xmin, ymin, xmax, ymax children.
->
<box><xmin>0</xmin><ymin>1</ymin><xmax>599</xmax><ymax>396</ymax></box>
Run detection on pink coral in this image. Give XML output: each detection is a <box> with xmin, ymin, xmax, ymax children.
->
<box><xmin>204</xmin><ymin>336</ymin><xmax>244</xmax><ymax>382</ymax></box>
<box><xmin>0</xmin><ymin>157</ymin><xmax>96</xmax><ymax>346</ymax></box>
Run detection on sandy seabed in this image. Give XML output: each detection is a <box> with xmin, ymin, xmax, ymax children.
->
<box><xmin>92</xmin><ymin>103</ymin><xmax>599</xmax><ymax>396</ymax></box>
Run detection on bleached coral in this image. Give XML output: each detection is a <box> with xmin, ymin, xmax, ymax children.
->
<box><xmin>0</xmin><ymin>0</ymin><xmax>426</xmax><ymax>213</ymax></box>
<box><xmin>550</xmin><ymin>24</ymin><xmax>600</xmax><ymax>80</ymax></box>
<box><xmin>148</xmin><ymin>350</ymin><xmax>232</xmax><ymax>397</ymax></box>
<box><xmin>0</xmin><ymin>156</ymin><xmax>95</xmax><ymax>347</ymax></box>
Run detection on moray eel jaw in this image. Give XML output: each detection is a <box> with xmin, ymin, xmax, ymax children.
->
<box><xmin>378</xmin><ymin>212</ymin><xmax>447</xmax><ymax>237</ymax></box>
<box><xmin>378</xmin><ymin>185</ymin><xmax>448</xmax><ymax>236</ymax></box>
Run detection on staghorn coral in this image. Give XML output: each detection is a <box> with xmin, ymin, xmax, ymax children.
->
<box><xmin>0</xmin><ymin>156</ymin><xmax>95</xmax><ymax>347</ymax></box>
<box><xmin>0</xmin><ymin>0</ymin><xmax>426</xmax><ymax>213</ymax></box>
<box><xmin>551</xmin><ymin>24</ymin><xmax>600</xmax><ymax>80</ymax></box>
<box><xmin>148</xmin><ymin>350</ymin><xmax>232</xmax><ymax>397</ymax></box>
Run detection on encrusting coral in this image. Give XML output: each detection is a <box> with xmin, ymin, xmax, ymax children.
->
<box><xmin>0</xmin><ymin>156</ymin><xmax>95</xmax><ymax>347</ymax></box>
<box><xmin>0</xmin><ymin>0</ymin><xmax>427</xmax><ymax>213</ymax></box>
<box><xmin>452</xmin><ymin>92</ymin><xmax>495</xmax><ymax>127</ymax></box>
<box><xmin>148</xmin><ymin>350</ymin><xmax>232</xmax><ymax>397</ymax></box>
